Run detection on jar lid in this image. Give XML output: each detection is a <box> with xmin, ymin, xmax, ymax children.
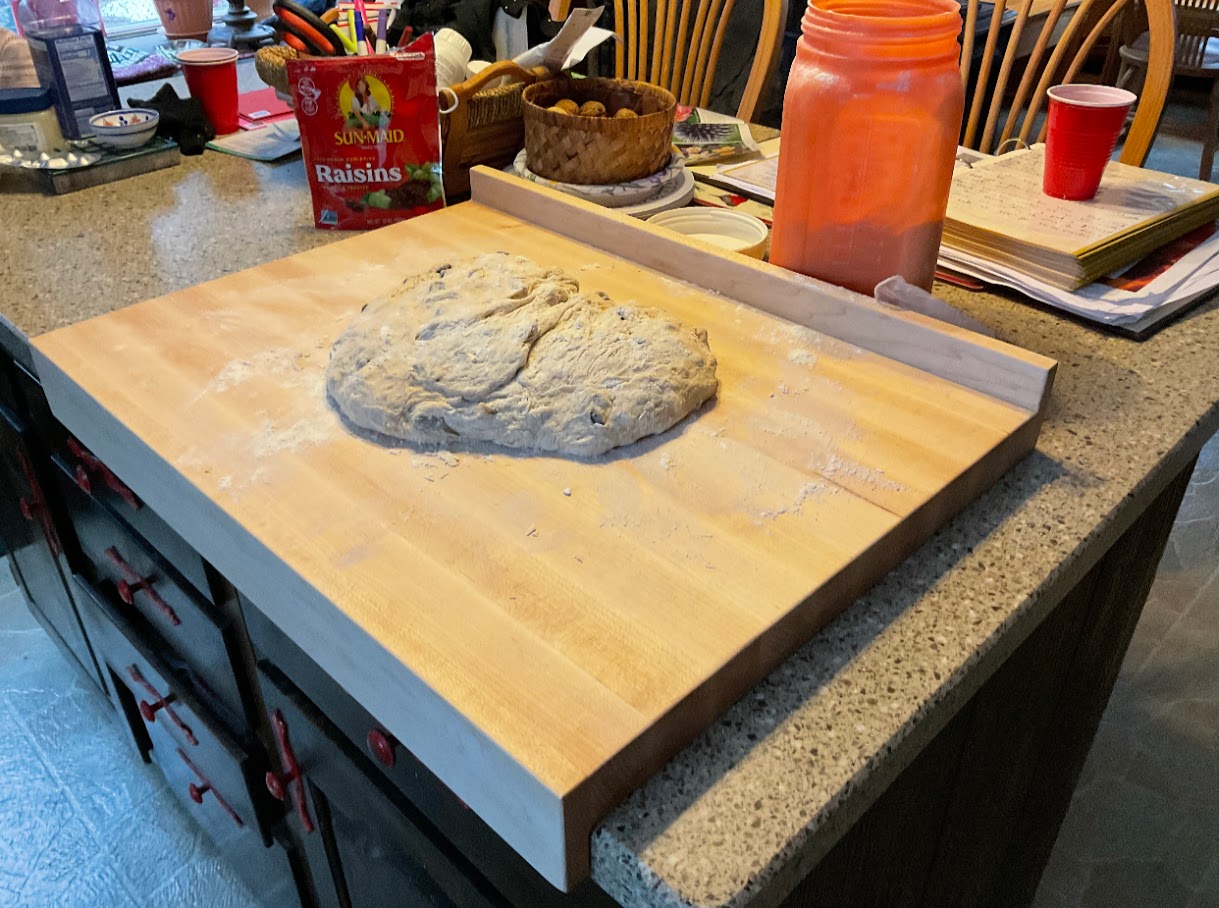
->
<box><xmin>0</xmin><ymin>87</ymin><xmax>55</xmax><ymax>116</ymax></box>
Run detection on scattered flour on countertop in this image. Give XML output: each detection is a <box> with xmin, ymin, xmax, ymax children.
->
<box><xmin>659</xmin><ymin>453</ymin><xmax>672</xmax><ymax>470</ymax></box>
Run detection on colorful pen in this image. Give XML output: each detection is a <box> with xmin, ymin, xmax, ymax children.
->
<box><xmin>352</xmin><ymin>0</ymin><xmax>371</xmax><ymax>55</ymax></box>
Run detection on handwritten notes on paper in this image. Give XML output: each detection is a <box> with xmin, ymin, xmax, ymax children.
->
<box><xmin>947</xmin><ymin>147</ymin><xmax>1219</xmax><ymax>253</ymax></box>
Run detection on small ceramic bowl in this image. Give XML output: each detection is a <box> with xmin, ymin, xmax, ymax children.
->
<box><xmin>88</xmin><ymin>109</ymin><xmax>160</xmax><ymax>149</ymax></box>
<box><xmin>647</xmin><ymin>208</ymin><xmax>770</xmax><ymax>259</ymax></box>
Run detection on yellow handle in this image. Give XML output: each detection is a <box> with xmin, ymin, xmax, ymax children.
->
<box><xmin>329</xmin><ymin>23</ymin><xmax>358</xmax><ymax>54</ymax></box>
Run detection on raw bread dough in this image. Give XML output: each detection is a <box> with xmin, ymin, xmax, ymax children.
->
<box><xmin>326</xmin><ymin>253</ymin><xmax>719</xmax><ymax>456</ymax></box>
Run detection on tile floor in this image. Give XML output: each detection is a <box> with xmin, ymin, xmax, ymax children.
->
<box><xmin>1030</xmin><ymin>433</ymin><xmax>1219</xmax><ymax>908</ymax></box>
<box><xmin>0</xmin><ymin>562</ymin><xmax>259</xmax><ymax>908</ymax></box>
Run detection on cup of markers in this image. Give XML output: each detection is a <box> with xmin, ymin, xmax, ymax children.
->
<box><xmin>271</xmin><ymin>0</ymin><xmax>402</xmax><ymax>57</ymax></box>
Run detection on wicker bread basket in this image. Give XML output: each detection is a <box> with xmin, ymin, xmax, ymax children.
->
<box><xmin>253</xmin><ymin>47</ymin><xmax>546</xmax><ymax>196</ymax></box>
<box><xmin>521</xmin><ymin>77</ymin><xmax>676</xmax><ymax>185</ymax></box>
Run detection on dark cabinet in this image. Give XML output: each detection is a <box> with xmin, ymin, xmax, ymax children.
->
<box><xmin>0</xmin><ymin>397</ymin><xmax>102</xmax><ymax>691</ymax></box>
<box><xmin>259</xmin><ymin>661</ymin><xmax>507</xmax><ymax>908</ymax></box>
<box><xmin>73</xmin><ymin>573</ymin><xmax>305</xmax><ymax>908</ymax></box>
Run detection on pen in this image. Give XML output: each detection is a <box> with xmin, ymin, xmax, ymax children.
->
<box><xmin>352</xmin><ymin>0</ymin><xmax>370</xmax><ymax>54</ymax></box>
<box><xmin>375</xmin><ymin>6</ymin><xmax>387</xmax><ymax>54</ymax></box>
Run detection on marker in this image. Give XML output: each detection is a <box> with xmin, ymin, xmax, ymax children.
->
<box><xmin>375</xmin><ymin>5</ymin><xmax>387</xmax><ymax>54</ymax></box>
<box><xmin>352</xmin><ymin>0</ymin><xmax>371</xmax><ymax>54</ymax></box>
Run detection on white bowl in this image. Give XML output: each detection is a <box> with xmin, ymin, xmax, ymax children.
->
<box><xmin>647</xmin><ymin>208</ymin><xmax>770</xmax><ymax>258</ymax></box>
<box><xmin>89</xmin><ymin>108</ymin><xmax>159</xmax><ymax>149</ymax></box>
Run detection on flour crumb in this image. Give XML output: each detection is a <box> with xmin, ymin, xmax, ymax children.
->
<box><xmin>658</xmin><ymin>453</ymin><xmax>672</xmax><ymax>470</ymax></box>
<box><xmin>563</xmin><ymin>488</ymin><xmax>572</xmax><ymax>497</ymax></box>
<box><xmin>435</xmin><ymin>452</ymin><xmax>459</xmax><ymax>468</ymax></box>
<box><xmin>788</xmin><ymin>349</ymin><xmax>817</xmax><ymax>366</ymax></box>
<box><xmin>777</xmin><ymin>383</ymin><xmax>789</xmax><ymax>395</ymax></box>
<box><xmin>526</xmin><ymin>526</ymin><xmax>538</xmax><ymax>537</ymax></box>
<box><xmin>218</xmin><ymin>475</ymin><xmax>232</xmax><ymax>491</ymax></box>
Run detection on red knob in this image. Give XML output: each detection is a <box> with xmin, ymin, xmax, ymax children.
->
<box><xmin>19</xmin><ymin>497</ymin><xmax>35</xmax><ymax>521</ymax></box>
<box><xmin>367</xmin><ymin>728</ymin><xmax>397</xmax><ymax>768</ymax></box>
<box><xmin>116</xmin><ymin>578</ymin><xmax>149</xmax><ymax>606</ymax></box>
<box><xmin>265</xmin><ymin>771</ymin><xmax>286</xmax><ymax>801</ymax></box>
<box><xmin>138</xmin><ymin>698</ymin><xmax>166</xmax><ymax>723</ymax></box>
<box><xmin>189</xmin><ymin>782</ymin><xmax>209</xmax><ymax>804</ymax></box>
<box><xmin>74</xmin><ymin>464</ymin><xmax>92</xmax><ymax>494</ymax></box>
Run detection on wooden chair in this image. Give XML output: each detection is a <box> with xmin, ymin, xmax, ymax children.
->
<box><xmin>960</xmin><ymin>0</ymin><xmax>1175</xmax><ymax>165</ymax></box>
<box><xmin>1118</xmin><ymin>0</ymin><xmax>1219</xmax><ymax>178</ymax></box>
<box><xmin>608</xmin><ymin>0</ymin><xmax>789</xmax><ymax>121</ymax></box>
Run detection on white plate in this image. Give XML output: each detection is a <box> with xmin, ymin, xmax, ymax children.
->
<box><xmin>615</xmin><ymin>168</ymin><xmax>696</xmax><ymax>218</ymax></box>
<box><xmin>510</xmin><ymin>149</ymin><xmax>686</xmax><ymax>209</ymax></box>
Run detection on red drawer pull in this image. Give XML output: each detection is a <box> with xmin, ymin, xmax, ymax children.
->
<box><xmin>16</xmin><ymin>449</ymin><xmax>60</xmax><ymax>557</ymax></box>
<box><xmin>266</xmin><ymin>710</ymin><xmax>315</xmax><ymax>834</ymax></box>
<box><xmin>366</xmin><ymin>728</ymin><xmax>398</xmax><ymax>769</ymax></box>
<box><xmin>67</xmin><ymin>436</ymin><xmax>142</xmax><ymax>511</ymax></box>
<box><xmin>105</xmin><ymin>547</ymin><xmax>181</xmax><ymax>626</ymax></box>
<box><xmin>126</xmin><ymin>665</ymin><xmax>198</xmax><ymax>746</ymax></box>
<box><xmin>178</xmin><ymin>748</ymin><xmax>243</xmax><ymax>828</ymax></box>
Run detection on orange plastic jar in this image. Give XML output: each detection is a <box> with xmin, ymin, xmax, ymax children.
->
<box><xmin>769</xmin><ymin>0</ymin><xmax>964</xmax><ymax>295</ymax></box>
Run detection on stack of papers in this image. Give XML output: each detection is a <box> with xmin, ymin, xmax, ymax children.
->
<box><xmin>939</xmin><ymin>221</ymin><xmax>1219</xmax><ymax>334</ymax></box>
<box><xmin>943</xmin><ymin>147</ymin><xmax>1219</xmax><ymax>290</ymax></box>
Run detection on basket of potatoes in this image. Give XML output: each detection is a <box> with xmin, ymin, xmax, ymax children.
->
<box><xmin>521</xmin><ymin>77</ymin><xmax>676</xmax><ymax>186</ymax></box>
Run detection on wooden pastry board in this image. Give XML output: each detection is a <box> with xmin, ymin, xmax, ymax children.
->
<box><xmin>32</xmin><ymin>169</ymin><xmax>1056</xmax><ymax>891</ymax></box>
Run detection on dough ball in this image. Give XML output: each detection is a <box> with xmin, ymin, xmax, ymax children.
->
<box><xmin>326</xmin><ymin>254</ymin><xmax>718</xmax><ymax>457</ymax></box>
<box><xmin>547</xmin><ymin>105</ymin><xmax>570</xmax><ymax>115</ymax></box>
<box><xmin>613</xmin><ymin>108</ymin><xmax>638</xmax><ymax>119</ymax></box>
<box><xmin>578</xmin><ymin>100</ymin><xmax>606</xmax><ymax>117</ymax></box>
<box><xmin>553</xmin><ymin>99</ymin><xmax>579</xmax><ymax>115</ymax></box>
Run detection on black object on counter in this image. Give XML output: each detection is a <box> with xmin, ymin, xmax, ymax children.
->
<box><xmin>126</xmin><ymin>85</ymin><xmax>215</xmax><ymax>156</ymax></box>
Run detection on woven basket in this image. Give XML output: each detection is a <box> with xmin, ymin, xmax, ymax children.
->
<box><xmin>521</xmin><ymin>77</ymin><xmax>676</xmax><ymax>185</ymax></box>
<box><xmin>253</xmin><ymin>48</ymin><xmax>543</xmax><ymax>196</ymax></box>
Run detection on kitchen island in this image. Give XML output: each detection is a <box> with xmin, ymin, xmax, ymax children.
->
<box><xmin>2</xmin><ymin>153</ymin><xmax>1217</xmax><ymax>908</ymax></box>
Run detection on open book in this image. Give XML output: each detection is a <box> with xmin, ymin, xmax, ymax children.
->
<box><xmin>943</xmin><ymin>146</ymin><xmax>1219</xmax><ymax>290</ymax></box>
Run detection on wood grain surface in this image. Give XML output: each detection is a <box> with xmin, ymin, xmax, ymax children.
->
<box><xmin>33</xmin><ymin>175</ymin><xmax>1053</xmax><ymax>890</ymax></box>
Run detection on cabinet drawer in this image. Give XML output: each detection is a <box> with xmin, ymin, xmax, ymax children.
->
<box><xmin>259</xmin><ymin>662</ymin><xmax>504</xmax><ymax>908</ymax></box>
<box><xmin>45</xmin><ymin>430</ymin><xmax>214</xmax><ymax>603</ymax></box>
<box><xmin>0</xmin><ymin>401</ymin><xmax>102</xmax><ymax>690</ymax></box>
<box><xmin>142</xmin><ymin>715</ymin><xmax>305</xmax><ymax>908</ymax></box>
<box><xmin>244</xmin><ymin>599</ymin><xmax>613</xmax><ymax>907</ymax></box>
<box><xmin>60</xmin><ymin>471</ymin><xmax>244</xmax><ymax>724</ymax></box>
<box><xmin>78</xmin><ymin>573</ymin><xmax>273</xmax><ymax>846</ymax></box>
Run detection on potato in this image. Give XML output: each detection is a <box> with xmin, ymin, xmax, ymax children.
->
<box><xmin>553</xmin><ymin>98</ymin><xmax>579</xmax><ymax>115</ymax></box>
<box><xmin>578</xmin><ymin>100</ymin><xmax>607</xmax><ymax>117</ymax></box>
<box><xmin>547</xmin><ymin>105</ymin><xmax>570</xmax><ymax>115</ymax></box>
<box><xmin>614</xmin><ymin>108</ymin><xmax>638</xmax><ymax>119</ymax></box>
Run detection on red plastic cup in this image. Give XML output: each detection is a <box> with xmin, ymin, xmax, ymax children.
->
<box><xmin>1042</xmin><ymin>84</ymin><xmax>1136</xmax><ymax>201</ymax></box>
<box><xmin>178</xmin><ymin>47</ymin><xmax>240</xmax><ymax>135</ymax></box>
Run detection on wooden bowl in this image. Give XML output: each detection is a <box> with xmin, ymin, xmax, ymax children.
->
<box><xmin>522</xmin><ymin>77</ymin><xmax>676</xmax><ymax>185</ymax></box>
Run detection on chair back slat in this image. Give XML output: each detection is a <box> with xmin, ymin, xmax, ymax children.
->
<box><xmin>612</xmin><ymin>0</ymin><xmax>787</xmax><ymax>121</ymax></box>
<box><xmin>997</xmin><ymin>0</ymin><xmax>1071</xmax><ymax>148</ymax></box>
<box><xmin>980</xmin><ymin>0</ymin><xmax>1034</xmax><ymax>152</ymax></box>
<box><xmin>961</xmin><ymin>0</ymin><xmax>1173</xmax><ymax>166</ymax></box>
<box><xmin>963</xmin><ymin>0</ymin><xmax>1012</xmax><ymax>147</ymax></box>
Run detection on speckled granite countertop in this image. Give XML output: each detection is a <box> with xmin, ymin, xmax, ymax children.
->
<box><xmin>3</xmin><ymin>155</ymin><xmax>1219</xmax><ymax>908</ymax></box>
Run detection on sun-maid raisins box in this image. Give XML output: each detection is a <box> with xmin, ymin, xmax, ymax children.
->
<box><xmin>288</xmin><ymin>35</ymin><xmax>445</xmax><ymax>230</ymax></box>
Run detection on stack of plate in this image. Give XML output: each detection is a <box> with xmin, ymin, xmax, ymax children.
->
<box><xmin>508</xmin><ymin>150</ymin><xmax>695</xmax><ymax>218</ymax></box>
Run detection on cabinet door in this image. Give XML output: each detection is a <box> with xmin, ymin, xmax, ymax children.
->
<box><xmin>0</xmin><ymin>400</ymin><xmax>102</xmax><ymax>690</ymax></box>
<box><xmin>259</xmin><ymin>662</ymin><xmax>507</xmax><ymax>908</ymax></box>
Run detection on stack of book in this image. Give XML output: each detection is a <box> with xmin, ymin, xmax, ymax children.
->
<box><xmin>939</xmin><ymin>146</ymin><xmax>1219</xmax><ymax>334</ymax></box>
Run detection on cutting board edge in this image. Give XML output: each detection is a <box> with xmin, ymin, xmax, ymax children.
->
<box><xmin>28</xmin><ymin>341</ymin><xmax>583</xmax><ymax>892</ymax></box>
<box><xmin>561</xmin><ymin>404</ymin><xmax>1047</xmax><ymax>867</ymax></box>
<box><xmin>468</xmin><ymin>167</ymin><xmax>1058</xmax><ymax>417</ymax></box>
